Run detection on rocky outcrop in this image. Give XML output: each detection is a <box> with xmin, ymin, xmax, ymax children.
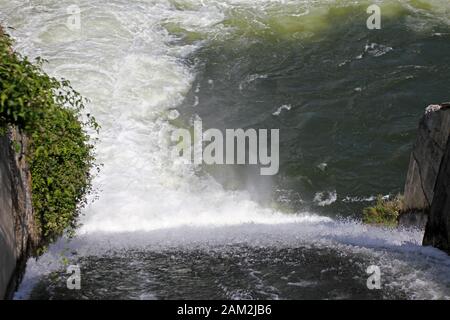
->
<box><xmin>423</xmin><ymin>133</ymin><xmax>450</xmax><ymax>253</ymax></box>
<box><xmin>0</xmin><ymin>128</ymin><xmax>40</xmax><ymax>299</ymax></box>
<box><xmin>399</xmin><ymin>103</ymin><xmax>450</xmax><ymax>253</ymax></box>
<box><xmin>403</xmin><ymin>103</ymin><xmax>450</xmax><ymax>211</ymax></box>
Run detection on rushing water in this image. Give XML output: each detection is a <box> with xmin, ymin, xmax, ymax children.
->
<box><xmin>1</xmin><ymin>0</ymin><xmax>450</xmax><ymax>299</ymax></box>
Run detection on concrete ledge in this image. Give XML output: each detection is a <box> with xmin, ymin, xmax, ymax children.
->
<box><xmin>0</xmin><ymin>135</ymin><xmax>17</xmax><ymax>299</ymax></box>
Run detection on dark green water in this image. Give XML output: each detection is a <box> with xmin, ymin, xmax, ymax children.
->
<box><xmin>179</xmin><ymin>2</ymin><xmax>450</xmax><ymax>217</ymax></box>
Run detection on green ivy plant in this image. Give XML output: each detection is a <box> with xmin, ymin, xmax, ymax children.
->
<box><xmin>0</xmin><ymin>30</ymin><xmax>99</xmax><ymax>246</ymax></box>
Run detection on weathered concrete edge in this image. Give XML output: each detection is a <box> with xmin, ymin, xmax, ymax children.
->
<box><xmin>0</xmin><ymin>134</ymin><xmax>16</xmax><ymax>299</ymax></box>
<box><xmin>0</xmin><ymin>127</ymin><xmax>41</xmax><ymax>299</ymax></box>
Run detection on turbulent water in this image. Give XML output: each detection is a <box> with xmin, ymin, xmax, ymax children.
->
<box><xmin>1</xmin><ymin>0</ymin><xmax>450</xmax><ymax>299</ymax></box>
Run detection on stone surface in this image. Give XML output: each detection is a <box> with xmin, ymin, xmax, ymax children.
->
<box><xmin>0</xmin><ymin>128</ymin><xmax>40</xmax><ymax>299</ymax></box>
<box><xmin>400</xmin><ymin>103</ymin><xmax>450</xmax><ymax>252</ymax></box>
<box><xmin>423</xmin><ymin>136</ymin><xmax>450</xmax><ymax>253</ymax></box>
<box><xmin>0</xmin><ymin>135</ymin><xmax>16</xmax><ymax>300</ymax></box>
<box><xmin>402</xmin><ymin>104</ymin><xmax>450</xmax><ymax>212</ymax></box>
<box><xmin>398</xmin><ymin>210</ymin><xmax>428</xmax><ymax>230</ymax></box>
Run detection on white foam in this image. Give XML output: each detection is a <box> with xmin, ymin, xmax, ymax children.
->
<box><xmin>314</xmin><ymin>190</ymin><xmax>337</xmax><ymax>206</ymax></box>
<box><xmin>272</xmin><ymin>104</ymin><xmax>292</xmax><ymax>116</ymax></box>
<box><xmin>13</xmin><ymin>218</ymin><xmax>450</xmax><ymax>299</ymax></box>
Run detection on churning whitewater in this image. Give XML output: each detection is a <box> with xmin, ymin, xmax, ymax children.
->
<box><xmin>1</xmin><ymin>0</ymin><xmax>450</xmax><ymax>299</ymax></box>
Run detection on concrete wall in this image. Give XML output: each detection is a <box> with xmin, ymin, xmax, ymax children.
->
<box><xmin>0</xmin><ymin>129</ymin><xmax>40</xmax><ymax>299</ymax></box>
<box><xmin>0</xmin><ymin>135</ymin><xmax>17</xmax><ymax>299</ymax></box>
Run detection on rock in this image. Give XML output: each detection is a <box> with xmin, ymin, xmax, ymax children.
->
<box><xmin>400</xmin><ymin>103</ymin><xmax>450</xmax><ymax>253</ymax></box>
<box><xmin>398</xmin><ymin>209</ymin><xmax>428</xmax><ymax>230</ymax></box>
<box><xmin>423</xmin><ymin>136</ymin><xmax>450</xmax><ymax>253</ymax></box>
<box><xmin>402</xmin><ymin>104</ymin><xmax>450</xmax><ymax>212</ymax></box>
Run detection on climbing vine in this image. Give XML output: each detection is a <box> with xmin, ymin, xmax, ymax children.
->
<box><xmin>0</xmin><ymin>30</ymin><xmax>99</xmax><ymax>245</ymax></box>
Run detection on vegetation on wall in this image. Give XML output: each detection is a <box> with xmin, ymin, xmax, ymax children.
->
<box><xmin>362</xmin><ymin>194</ymin><xmax>404</xmax><ymax>227</ymax></box>
<box><xmin>0</xmin><ymin>30</ymin><xmax>98</xmax><ymax>245</ymax></box>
